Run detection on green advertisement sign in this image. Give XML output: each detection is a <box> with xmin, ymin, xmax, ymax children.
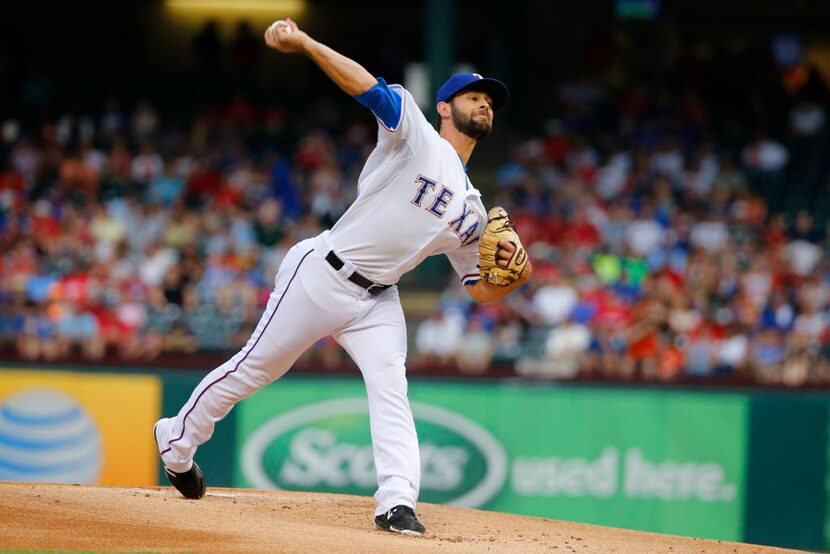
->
<box><xmin>236</xmin><ymin>378</ymin><xmax>748</xmax><ymax>541</ymax></box>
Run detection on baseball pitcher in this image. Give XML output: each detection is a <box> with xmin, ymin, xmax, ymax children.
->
<box><xmin>153</xmin><ymin>17</ymin><xmax>532</xmax><ymax>535</ymax></box>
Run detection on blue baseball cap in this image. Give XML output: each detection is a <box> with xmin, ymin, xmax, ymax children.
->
<box><xmin>436</xmin><ymin>73</ymin><xmax>509</xmax><ymax>110</ymax></box>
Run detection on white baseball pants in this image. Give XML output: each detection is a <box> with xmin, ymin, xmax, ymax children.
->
<box><xmin>154</xmin><ymin>236</ymin><xmax>420</xmax><ymax>515</ymax></box>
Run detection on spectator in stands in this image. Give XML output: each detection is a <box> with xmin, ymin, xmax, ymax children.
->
<box><xmin>531</xmin><ymin>266</ymin><xmax>578</xmax><ymax>326</ymax></box>
<box><xmin>542</xmin><ymin>316</ymin><xmax>591</xmax><ymax>379</ymax></box>
<box><xmin>253</xmin><ymin>198</ymin><xmax>285</xmax><ymax>248</ymax></box>
<box><xmin>55</xmin><ymin>301</ymin><xmax>104</xmax><ymax>360</ymax></box>
<box><xmin>625</xmin><ymin>206</ymin><xmax>664</xmax><ymax>257</ymax></box>
<box><xmin>741</xmin><ymin>132</ymin><xmax>789</xmax><ymax>210</ymax></box>
<box><xmin>17</xmin><ymin>303</ymin><xmax>59</xmax><ymax>361</ymax></box>
<box><xmin>0</xmin><ymin>297</ymin><xmax>25</xmax><ymax>349</ymax></box>
<box><xmin>136</xmin><ymin>286</ymin><xmax>180</xmax><ymax>361</ymax></box>
<box><xmin>455</xmin><ymin>317</ymin><xmax>494</xmax><ymax>375</ymax></box>
<box><xmin>751</xmin><ymin>328</ymin><xmax>787</xmax><ymax>384</ymax></box>
<box><xmin>147</xmin><ymin>163</ymin><xmax>185</xmax><ymax>208</ymax></box>
<box><xmin>414</xmin><ymin>309</ymin><xmax>463</xmax><ymax>368</ymax></box>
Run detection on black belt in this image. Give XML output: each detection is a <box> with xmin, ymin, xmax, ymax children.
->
<box><xmin>325</xmin><ymin>251</ymin><xmax>392</xmax><ymax>296</ymax></box>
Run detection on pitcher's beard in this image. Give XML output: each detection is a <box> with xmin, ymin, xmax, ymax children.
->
<box><xmin>453</xmin><ymin>111</ymin><xmax>491</xmax><ymax>140</ymax></box>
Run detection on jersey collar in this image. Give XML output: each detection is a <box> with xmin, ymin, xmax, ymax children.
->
<box><xmin>457</xmin><ymin>153</ymin><xmax>468</xmax><ymax>173</ymax></box>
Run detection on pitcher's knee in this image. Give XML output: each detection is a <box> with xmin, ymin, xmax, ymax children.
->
<box><xmin>363</xmin><ymin>361</ymin><xmax>408</xmax><ymax>392</ymax></box>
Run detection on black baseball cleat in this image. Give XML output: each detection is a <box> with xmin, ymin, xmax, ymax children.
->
<box><xmin>164</xmin><ymin>463</ymin><xmax>206</xmax><ymax>500</ymax></box>
<box><xmin>154</xmin><ymin>421</ymin><xmax>206</xmax><ymax>500</ymax></box>
<box><xmin>374</xmin><ymin>505</ymin><xmax>426</xmax><ymax>535</ymax></box>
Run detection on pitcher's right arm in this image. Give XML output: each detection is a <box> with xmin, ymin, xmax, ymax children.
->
<box><xmin>264</xmin><ymin>18</ymin><xmax>402</xmax><ymax>130</ymax></box>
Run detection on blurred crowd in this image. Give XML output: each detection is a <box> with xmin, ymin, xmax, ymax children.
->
<box><xmin>415</xmin><ymin>75</ymin><xmax>830</xmax><ymax>386</ymax></box>
<box><xmin>1</xmin><ymin>25</ymin><xmax>830</xmax><ymax>387</ymax></box>
<box><xmin>0</xmin><ymin>93</ymin><xmax>372</xmax><ymax>364</ymax></box>
<box><xmin>416</xmin><ymin>147</ymin><xmax>830</xmax><ymax>385</ymax></box>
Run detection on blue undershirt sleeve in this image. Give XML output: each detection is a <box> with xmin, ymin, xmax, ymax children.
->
<box><xmin>354</xmin><ymin>77</ymin><xmax>403</xmax><ymax>131</ymax></box>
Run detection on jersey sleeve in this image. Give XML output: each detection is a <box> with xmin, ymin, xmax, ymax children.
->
<box><xmin>354</xmin><ymin>78</ymin><xmax>403</xmax><ymax>130</ymax></box>
<box><xmin>354</xmin><ymin>78</ymin><xmax>434</xmax><ymax>150</ymax></box>
<box><xmin>446</xmin><ymin>247</ymin><xmax>482</xmax><ymax>287</ymax></box>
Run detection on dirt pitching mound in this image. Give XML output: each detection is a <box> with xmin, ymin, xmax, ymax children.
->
<box><xmin>0</xmin><ymin>483</ymin><xmax>803</xmax><ymax>553</ymax></box>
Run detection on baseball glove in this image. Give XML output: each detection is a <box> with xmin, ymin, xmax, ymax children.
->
<box><xmin>478</xmin><ymin>206</ymin><xmax>528</xmax><ymax>286</ymax></box>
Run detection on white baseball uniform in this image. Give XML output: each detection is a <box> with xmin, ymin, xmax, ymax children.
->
<box><xmin>154</xmin><ymin>82</ymin><xmax>486</xmax><ymax>515</ymax></box>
